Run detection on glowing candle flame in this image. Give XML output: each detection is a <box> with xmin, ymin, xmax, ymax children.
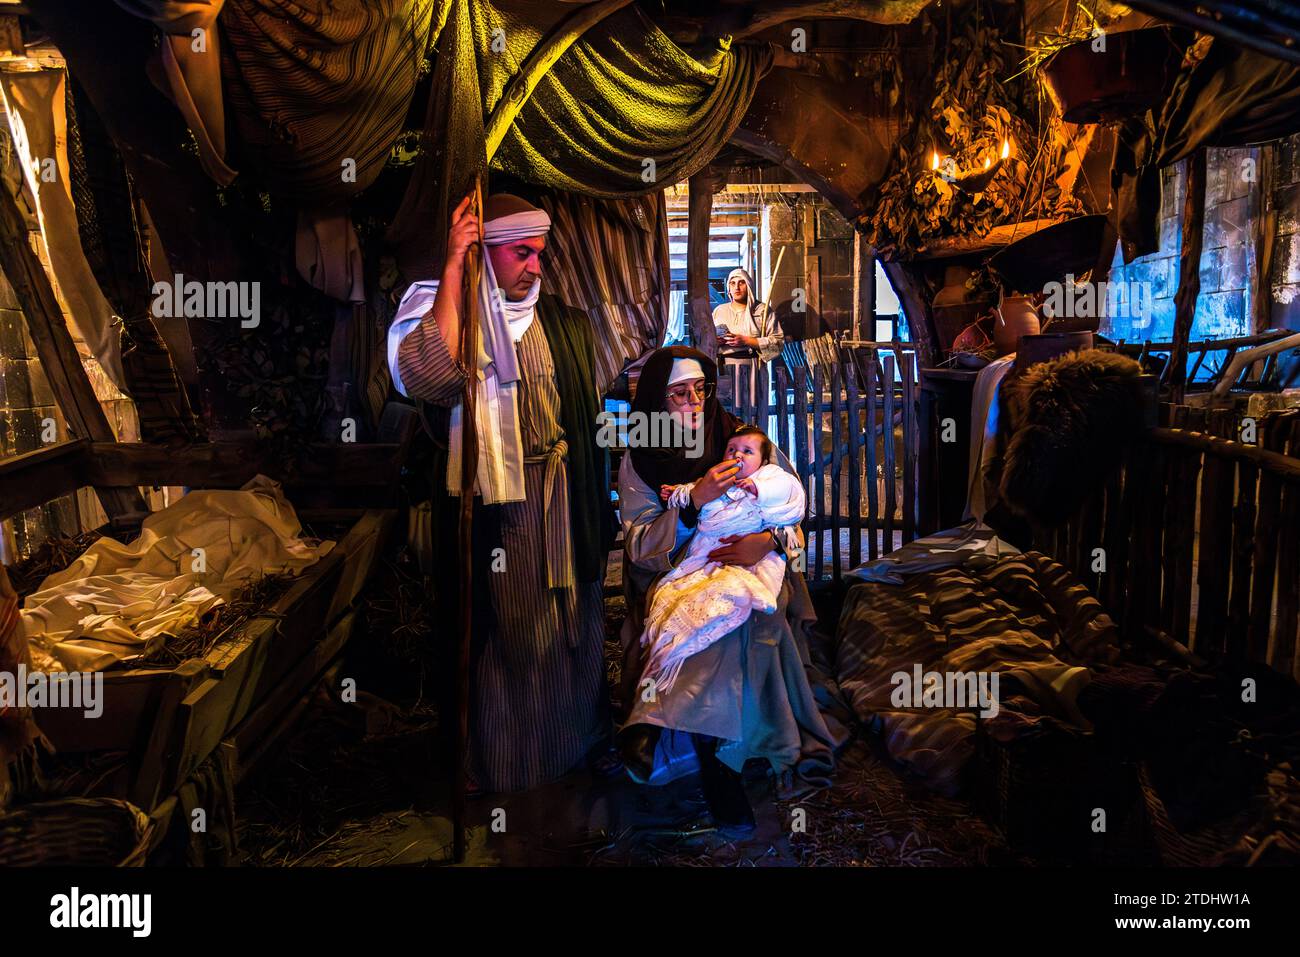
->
<box><xmin>984</xmin><ymin>157</ymin><xmax>991</xmax><ymax>170</ymax></box>
<box><xmin>1001</xmin><ymin>139</ymin><xmax>1010</xmax><ymax>159</ymax></box>
<box><xmin>931</xmin><ymin>151</ymin><xmax>940</xmax><ymax>171</ymax></box>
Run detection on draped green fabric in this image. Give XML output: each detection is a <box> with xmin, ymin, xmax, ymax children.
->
<box><xmin>389</xmin><ymin>0</ymin><xmax>772</xmax><ymax>279</ymax></box>
<box><xmin>537</xmin><ymin>293</ymin><xmax>615</xmax><ymax>584</ymax></box>
<box><xmin>479</xmin><ymin>3</ymin><xmax>772</xmax><ymax>198</ymax></box>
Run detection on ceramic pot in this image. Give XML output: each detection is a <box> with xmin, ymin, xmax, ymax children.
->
<box><xmin>993</xmin><ymin>294</ymin><xmax>1041</xmax><ymax>355</ymax></box>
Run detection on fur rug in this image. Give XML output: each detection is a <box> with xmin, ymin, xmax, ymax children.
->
<box><xmin>998</xmin><ymin>349</ymin><xmax>1146</xmax><ymax>526</ymax></box>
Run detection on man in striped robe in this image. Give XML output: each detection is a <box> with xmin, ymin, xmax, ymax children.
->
<box><xmin>386</xmin><ymin>194</ymin><xmax>616</xmax><ymax>793</ymax></box>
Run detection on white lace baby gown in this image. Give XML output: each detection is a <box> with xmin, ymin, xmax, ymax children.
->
<box><xmin>640</xmin><ymin>463</ymin><xmax>806</xmax><ymax>693</ymax></box>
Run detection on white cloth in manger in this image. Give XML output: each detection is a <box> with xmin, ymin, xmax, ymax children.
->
<box><xmin>20</xmin><ymin>476</ymin><xmax>334</xmax><ymax>672</ymax></box>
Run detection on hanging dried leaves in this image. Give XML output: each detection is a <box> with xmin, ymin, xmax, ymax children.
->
<box><xmin>864</xmin><ymin>0</ymin><xmax>1084</xmax><ymax>258</ymax></box>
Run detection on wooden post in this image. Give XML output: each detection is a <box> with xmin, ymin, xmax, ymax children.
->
<box><xmin>1170</xmin><ymin>150</ymin><xmax>1207</xmax><ymax>404</ymax></box>
<box><xmin>1251</xmin><ymin>144</ymin><xmax>1276</xmax><ymax>336</ymax></box>
<box><xmin>453</xmin><ymin>178</ymin><xmax>485</xmax><ymax>864</ymax></box>
<box><xmin>878</xmin><ymin>260</ymin><xmax>935</xmax><ymax>370</ymax></box>
<box><xmin>0</xmin><ymin>174</ymin><xmax>144</xmax><ymax>521</ymax></box>
<box><xmin>852</xmin><ymin>232</ymin><xmax>875</xmax><ymax>342</ymax></box>
<box><xmin>687</xmin><ymin>167</ymin><xmax>722</xmax><ymax>357</ymax></box>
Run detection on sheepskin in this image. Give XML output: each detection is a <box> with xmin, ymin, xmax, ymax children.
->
<box><xmin>998</xmin><ymin>349</ymin><xmax>1146</xmax><ymax>526</ymax></box>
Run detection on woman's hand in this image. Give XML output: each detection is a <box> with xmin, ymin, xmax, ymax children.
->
<box><xmin>690</xmin><ymin>460</ymin><xmax>740</xmax><ymax>508</ymax></box>
<box><xmin>707</xmin><ymin>531</ymin><xmax>775</xmax><ymax>565</ymax></box>
<box><xmin>718</xmin><ymin>333</ymin><xmax>758</xmax><ymax>348</ymax></box>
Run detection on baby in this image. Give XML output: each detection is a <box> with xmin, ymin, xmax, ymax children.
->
<box><xmin>642</xmin><ymin>426</ymin><xmax>806</xmax><ymax>693</ymax></box>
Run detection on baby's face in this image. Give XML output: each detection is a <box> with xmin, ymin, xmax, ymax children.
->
<box><xmin>724</xmin><ymin>435</ymin><xmax>765</xmax><ymax>479</ymax></box>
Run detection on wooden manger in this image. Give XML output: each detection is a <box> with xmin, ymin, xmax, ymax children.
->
<box><xmin>0</xmin><ymin>435</ymin><xmax>406</xmax><ymax>831</ymax></box>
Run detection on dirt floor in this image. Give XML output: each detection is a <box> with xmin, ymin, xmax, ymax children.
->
<box><xmin>233</xmin><ymin>553</ymin><xmax>1024</xmax><ymax>867</ymax></box>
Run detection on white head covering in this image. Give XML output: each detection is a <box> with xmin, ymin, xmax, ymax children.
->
<box><xmin>726</xmin><ymin>267</ymin><xmax>754</xmax><ymax>304</ymax></box>
<box><xmin>666</xmin><ymin>357</ymin><xmax>705</xmax><ymax>388</ymax></box>
<box><xmin>483</xmin><ymin>209</ymin><xmax>551</xmax><ymax>247</ymax></box>
<box><xmin>453</xmin><ymin>197</ymin><xmax>550</xmax><ymax>505</ymax></box>
<box><xmin>721</xmin><ymin>267</ymin><xmax>769</xmax><ymax>337</ymax></box>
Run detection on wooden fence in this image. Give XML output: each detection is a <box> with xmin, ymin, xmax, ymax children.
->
<box><xmin>1029</xmin><ymin>404</ymin><xmax>1300</xmax><ymax>679</ymax></box>
<box><xmin>719</xmin><ymin>345</ymin><xmax>924</xmax><ymax>583</ymax></box>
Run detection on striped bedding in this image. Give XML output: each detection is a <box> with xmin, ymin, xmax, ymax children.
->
<box><xmin>834</xmin><ymin>550</ymin><xmax>1120</xmax><ymax>794</ymax></box>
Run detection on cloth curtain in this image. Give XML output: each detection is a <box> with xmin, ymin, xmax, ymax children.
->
<box><xmin>114</xmin><ymin>0</ymin><xmax>235</xmax><ymax>186</ymax></box>
<box><xmin>666</xmin><ymin>289</ymin><xmax>687</xmax><ymax>345</ymax></box>
<box><xmin>1113</xmin><ymin>38</ymin><xmax>1300</xmax><ymax>260</ymax></box>
<box><xmin>539</xmin><ymin>190</ymin><xmax>670</xmax><ymax>395</ymax></box>
<box><xmin>65</xmin><ymin>71</ymin><xmax>203</xmax><ymax>445</ymax></box>
<box><xmin>389</xmin><ymin>0</ymin><xmax>772</xmax><ymax>281</ymax></box>
<box><xmin>116</xmin><ymin>0</ymin><xmax>437</xmax><ymax>301</ymax></box>
<box><xmin>0</xmin><ymin>70</ymin><xmax>128</xmax><ymax>392</ymax></box>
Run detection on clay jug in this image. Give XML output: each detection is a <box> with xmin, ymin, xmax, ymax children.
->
<box><xmin>993</xmin><ymin>292</ymin><xmax>1041</xmax><ymax>355</ymax></box>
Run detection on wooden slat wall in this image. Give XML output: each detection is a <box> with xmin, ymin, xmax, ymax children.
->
<box><xmin>1030</xmin><ymin>403</ymin><xmax>1300</xmax><ymax>681</ymax></box>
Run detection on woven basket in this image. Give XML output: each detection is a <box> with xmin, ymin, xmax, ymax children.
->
<box><xmin>974</xmin><ymin>719</ymin><xmax>1095</xmax><ymax>854</ymax></box>
<box><xmin>0</xmin><ymin>798</ymin><xmax>152</xmax><ymax>867</ymax></box>
<box><xmin>1136</xmin><ymin>762</ymin><xmax>1248</xmax><ymax>866</ymax></box>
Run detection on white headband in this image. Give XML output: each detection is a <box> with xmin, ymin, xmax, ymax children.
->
<box><xmin>666</xmin><ymin>357</ymin><xmax>705</xmax><ymax>388</ymax></box>
<box><xmin>483</xmin><ymin>209</ymin><xmax>552</xmax><ymax>246</ymax></box>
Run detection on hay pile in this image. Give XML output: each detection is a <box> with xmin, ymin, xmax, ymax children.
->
<box><xmin>775</xmin><ymin>739</ymin><xmax>1032</xmax><ymax>867</ymax></box>
<box><xmin>5</xmin><ymin>532</ymin><xmax>105</xmax><ymax>598</ymax></box>
<box><xmin>139</xmin><ymin>573</ymin><xmax>292</xmax><ymax>667</ymax></box>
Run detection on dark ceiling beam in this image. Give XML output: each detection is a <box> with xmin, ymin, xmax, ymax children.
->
<box><xmin>1128</xmin><ymin>0</ymin><xmax>1300</xmax><ymax>65</ymax></box>
<box><xmin>729</xmin><ymin>128</ymin><xmax>862</xmax><ymax>223</ymax></box>
<box><xmin>731</xmin><ymin>0</ymin><xmax>933</xmax><ymax>38</ymax></box>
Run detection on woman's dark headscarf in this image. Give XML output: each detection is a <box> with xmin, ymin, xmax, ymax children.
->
<box><xmin>628</xmin><ymin>346</ymin><xmax>741</xmax><ymax>490</ymax></box>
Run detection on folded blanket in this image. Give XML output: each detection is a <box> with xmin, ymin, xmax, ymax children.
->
<box><xmin>836</xmin><ymin>549</ymin><xmax>1119</xmax><ymax>794</ymax></box>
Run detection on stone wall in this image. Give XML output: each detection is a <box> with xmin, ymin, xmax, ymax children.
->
<box><xmin>1104</xmin><ymin>134</ymin><xmax>1300</xmax><ymax>368</ymax></box>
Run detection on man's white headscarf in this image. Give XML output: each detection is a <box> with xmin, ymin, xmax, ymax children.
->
<box><xmin>447</xmin><ymin>195</ymin><xmax>551</xmax><ymax>504</ymax></box>
<box><xmin>387</xmin><ymin>195</ymin><xmax>551</xmax><ymax>504</ymax></box>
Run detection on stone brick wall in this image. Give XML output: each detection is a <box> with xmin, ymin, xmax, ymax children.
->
<box><xmin>765</xmin><ymin>197</ymin><xmax>857</xmax><ymax>340</ymax></box>
<box><xmin>1104</xmin><ymin>135</ymin><xmax>1300</xmax><ymax>355</ymax></box>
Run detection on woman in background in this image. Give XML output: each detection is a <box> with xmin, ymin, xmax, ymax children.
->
<box><xmin>712</xmin><ymin>267</ymin><xmax>783</xmax><ymax>408</ymax></box>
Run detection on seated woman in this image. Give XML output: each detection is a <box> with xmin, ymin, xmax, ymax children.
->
<box><xmin>616</xmin><ymin>346</ymin><xmax>839</xmax><ymax>834</ymax></box>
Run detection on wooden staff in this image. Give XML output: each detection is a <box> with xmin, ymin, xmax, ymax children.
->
<box><xmin>453</xmin><ymin>177</ymin><xmax>484</xmax><ymax>864</ymax></box>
